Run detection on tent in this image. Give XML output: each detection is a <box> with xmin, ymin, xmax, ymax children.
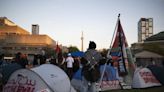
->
<box><xmin>132</xmin><ymin>67</ymin><xmax>161</xmax><ymax>88</ymax></box>
<box><xmin>3</xmin><ymin>64</ymin><xmax>76</xmax><ymax>92</ymax></box>
<box><xmin>147</xmin><ymin>65</ymin><xmax>164</xmax><ymax>85</ymax></box>
<box><xmin>1</xmin><ymin>63</ymin><xmax>22</xmax><ymax>85</ymax></box>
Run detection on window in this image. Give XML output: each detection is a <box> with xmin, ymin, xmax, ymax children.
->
<box><xmin>149</xmin><ymin>22</ymin><xmax>153</xmax><ymax>26</ymax></box>
<box><xmin>2</xmin><ymin>47</ymin><xmax>13</xmax><ymax>50</ymax></box>
<box><xmin>146</xmin><ymin>30</ymin><xmax>149</xmax><ymax>36</ymax></box>
<box><xmin>141</xmin><ymin>21</ymin><xmax>146</xmax><ymax>26</ymax></box>
<box><xmin>146</xmin><ymin>22</ymin><xmax>149</xmax><ymax>28</ymax></box>
<box><xmin>142</xmin><ymin>34</ymin><xmax>145</xmax><ymax>40</ymax></box>
<box><xmin>149</xmin><ymin>27</ymin><xmax>153</xmax><ymax>33</ymax></box>
<box><xmin>142</xmin><ymin>27</ymin><xmax>146</xmax><ymax>33</ymax></box>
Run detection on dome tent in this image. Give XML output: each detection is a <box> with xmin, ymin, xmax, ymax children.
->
<box><xmin>132</xmin><ymin>67</ymin><xmax>161</xmax><ymax>88</ymax></box>
<box><xmin>3</xmin><ymin>64</ymin><xmax>76</xmax><ymax>92</ymax></box>
<box><xmin>1</xmin><ymin>63</ymin><xmax>22</xmax><ymax>85</ymax></box>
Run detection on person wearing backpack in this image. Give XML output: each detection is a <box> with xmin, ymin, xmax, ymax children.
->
<box><xmin>81</xmin><ymin>41</ymin><xmax>102</xmax><ymax>92</ymax></box>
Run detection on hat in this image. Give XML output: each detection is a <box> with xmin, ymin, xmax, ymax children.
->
<box><xmin>67</xmin><ymin>53</ymin><xmax>71</xmax><ymax>56</ymax></box>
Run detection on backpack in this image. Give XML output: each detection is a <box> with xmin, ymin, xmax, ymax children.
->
<box><xmin>82</xmin><ymin>49</ymin><xmax>102</xmax><ymax>82</ymax></box>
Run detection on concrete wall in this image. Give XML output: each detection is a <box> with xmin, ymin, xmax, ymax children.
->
<box><xmin>0</xmin><ymin>25</ymin><xmax>30</xmax><ymax>35</ymax></box>
<box><xmin>2</xmin><ymin>35</ymin><xmax>55</xmax><ymax>45</ymax></box>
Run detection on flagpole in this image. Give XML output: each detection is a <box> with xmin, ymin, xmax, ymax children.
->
<box><xmin>98</xmin><ymin>14</ymin><xmax>120</xmax><ymax>90</ymax></box>
<box><xmin>56</xmin><ymin>42</ymin><xmax>59</xmax><ymax>64</ymax></box>
<box><xmin>107</xmin><ymin>14</ymin><xmax>120</xmax><ymax>58</ymax></box>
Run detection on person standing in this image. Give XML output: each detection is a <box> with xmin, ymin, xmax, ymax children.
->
<box><xmin>66</xmin><ymin>53</ymin><xmax>74</xmax><ymax>79</ymax></box>
<box><xmin>15</xmin><ymin>52</ymin><xmax>28</xmax><ymax>68</ymax></box>
<box><xmin>81</xmin><ymin>41</ymin><xmax>102</xmax><ymax>92</ymax></box>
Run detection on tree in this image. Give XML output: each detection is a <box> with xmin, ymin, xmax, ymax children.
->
<box><xmin>100</xmin><ymin>48</ymin><xmax>109</xmax><ymax>57</ymax></box>
<box><xmin>68</xmin><ymin>46</ymin><xmax>79</xmax><ymax>53</ymax></box>
<box><xmin>43</xmin><ymin>47</ymin><xmax>56</xmax><ymax>58</ymax></box>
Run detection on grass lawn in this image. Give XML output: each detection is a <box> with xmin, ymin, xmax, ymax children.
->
<box><xmin>102</xmin><ymin>86</ymin><xmax>164</xmax><ymax>92</ymax></box>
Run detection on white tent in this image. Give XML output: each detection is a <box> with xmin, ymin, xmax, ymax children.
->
<box><xmin>3</xmin><ymin>64</ymin><xmax>76</xmax><ymax>92</ymax></box>
<box><xmin>132</xmin><ymin>67</ymin><xmax>161</xmax><ymax>88</ymax></box>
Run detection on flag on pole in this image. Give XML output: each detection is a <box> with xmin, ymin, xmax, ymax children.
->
<box><xmin>109</xmin><ymin>18</ymin><xmax>129</xmax><ymax>76</ymax></box>
<box><xmin>98</xmin><ymin>15</ymin><xmax>136</xmax><ymax>91</ymax></box>
<box><xmin>108</xmin><ymin>16</ymin><xmax>136</xmax><ymax>89</ymax></box>
<box><xmin>55</xmin><ymin>42</ymin><xmax>61</xmax><ymax>54</ymax></box>
<box><xmin>55</xmin><ymin>42</ymin><xmax>61</xmax><ymax>64</ymax></box>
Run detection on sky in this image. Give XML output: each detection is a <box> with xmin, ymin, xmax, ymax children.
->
<box><xmin>0</xmin><ymin>0</ymin><xmax>164</xmax><ymax>51</ymax></box>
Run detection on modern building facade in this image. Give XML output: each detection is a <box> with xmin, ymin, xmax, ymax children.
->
<box><xmin>138</xmin><ymin>18</ymin><xmax>153</xmax><ymax>42</ymax></box>
<box><xmin>0</xmin><ymin>17</ymin><xmax>56</xmax><ymax>57</ymax></box>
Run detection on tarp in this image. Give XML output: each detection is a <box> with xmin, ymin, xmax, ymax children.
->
<box><xmin>147</xmin><ymin>65</ymin><xmax>164</xmax><ymax>85</ymax></box>
<box><xmin>132</xmin><ymin>68</ymin><xmax>161</xmax><ymax>88</ymax></box>
<box><xmin>72</xmin><ymin>68</ymin><xmax>82</xmax><ymax>80</ymax></box>
<box><xmin>71</xmin><ymin>68</ymin><xmax>83</xmax><ymax>91</ymax></box>
<box><xmin>3</xmin><ymin>64</ymin><xmax>76</xmax><ymax>92</ymax></box>
<box><xmin>99</xmin><ymin>65</ymin><xmax>121</xmax><ymax>91</ymax></box>
<box><xmin>71</xmin><ymin>51</ymin><xmax>84</xmax><ymax>57</ymax></box>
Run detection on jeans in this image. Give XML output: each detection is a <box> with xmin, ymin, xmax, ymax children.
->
<box><xmin>80</xmin><ymin>77</ymin><xmax>98</xmax><ymax>92</ymax></box>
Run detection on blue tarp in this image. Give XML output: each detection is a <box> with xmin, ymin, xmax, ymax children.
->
<box><xmin>73</xmin><ymin>68</ymin><xmax>82</xmax><ymax>80</ymax></box>
<box><xmin>71</xmin><ymin>51</ymin><xmax>84</xmax><ymax>57</ymax></box>
<box><xmin>100</xmin><ymin>65</ymin><xmax>119</xmax><ymax>81</ymax></box>
<box><xmin>72</xmin><ymin>65</ymin><xmax>119</xmax><ymax>81</ymax></box>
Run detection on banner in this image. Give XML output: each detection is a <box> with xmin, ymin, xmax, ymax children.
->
<box><xmin>109</xmin><ymin>19</ymin><xmax>128</xmax><ymax>76</ymax></box>
<box><xmin>99</xmin><ymin>65</ymin><xmax>121</xmax><ymax>91</ymax></box>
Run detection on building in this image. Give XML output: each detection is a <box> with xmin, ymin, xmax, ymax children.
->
<box><xmin>131</xmin><ymin>31</ymin><xmax>164</xmax><ymax>67</ymax></box>
<box><xmin>0</xmin><ymin>17</ymin><xmax>29</xmax><ymax>35</ymax></box>
<box><xmin>134</xmin><ymin>50</ymin><xmax>163</xmax><ymax>67</ymax></box>
<box><xmin>0</xmin><ymin>17</ymin><xmax>56</xmax><ymax>57</ymax></box>
<box><xmin>132</xmin><ymin>31</ymin><xmax>164</xmax><ymax>52</ymax></box>
<box><xmin>32</xmin><ymin>24</ymin><xmax>39</xmax><ymax>35</ymax></box>
<box><xmin>138</xmin><ymin>18</ymin><xmax>153</xmax><ymax>42</ymax></box>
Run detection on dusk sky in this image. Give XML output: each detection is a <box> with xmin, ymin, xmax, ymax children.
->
<box><xmin>0</xmin><ymin>0</ymin><xmax>164</xmax><ymax>51</ymax></box>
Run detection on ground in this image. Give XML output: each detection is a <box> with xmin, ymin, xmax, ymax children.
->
<box><xmin>102</xmin><ymin>86</ymin><xmax>164</xmax><ymax>92</ymax></box>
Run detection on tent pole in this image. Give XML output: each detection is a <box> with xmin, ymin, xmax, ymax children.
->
<box><xmin>98</xmin><ymin>14</ymin><xmax>120</xmax><ymax>90</ymax></box>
